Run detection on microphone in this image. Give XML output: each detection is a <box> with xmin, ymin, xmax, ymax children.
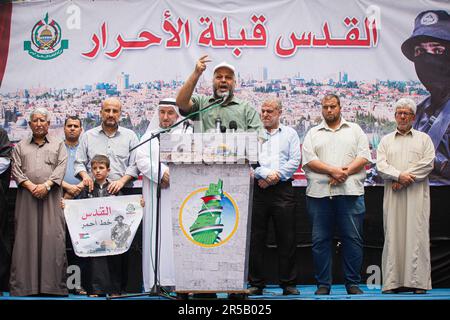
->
<box><xmin>220</xmin><ymin>125</ymin><xmax>227</xmax><ymax>133</ymax></box>
<box><xmin>215</xmin><ymin>117</ymin><xmax>222</xmax><ymax>133</ymax></box>
<box><xmin>182</xmin><ymin>121</ymin><xmax>191</xmax><ymax>133</ymax></box>
<box><xmin>130</xmin><ymin>95</ymin><xmax>227</xmax><ymax>152</ymax></box>
<box><xmin>229</xmin><ymin>120</ymin><xmax>237</xmax><ymax>133</ymax></box>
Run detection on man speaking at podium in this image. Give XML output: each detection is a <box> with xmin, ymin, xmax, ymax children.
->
<box><xmin>176</xmin><ymin>57</ymin><xmax>262</xmax><ymax>299</ymax></box>
<box><xmin>176</xmin><ymin>55</ymin><xmax>262</xmax><ymax>133</ymax></box>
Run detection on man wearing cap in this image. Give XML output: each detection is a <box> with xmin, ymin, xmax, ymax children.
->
<box><xmin>376</xmin><ymin>98</ymin><xmax>435</xmax><ymax>294</ymax></box>
<box><xmin>136</xmin><ymin>98</ymin><xmax>192</xmax><ymax>293</ymax></box>
<box><xmin>111</xmin><ymin>215</ymin><xmax>131</xmax><ymax>250</ymax></box>
<box><xmin>401</xmin><ymin>10</ymin><xmax>450</xmax><ymax>185</ymax></box>
<box><xmin>176</xmin><ymin>55</ymin><xmax>262</xmax><ymax>133</ymax></box>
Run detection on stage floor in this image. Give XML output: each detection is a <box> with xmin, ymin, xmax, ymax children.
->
<box><xmin>1</xmin><ymin>285</ymin><xmax>450</xmax><ymax>300</ymax></box>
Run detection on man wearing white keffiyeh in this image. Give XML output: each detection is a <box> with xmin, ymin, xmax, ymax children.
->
<box><xmin>136</xmin><ymin>98</ymin><xmax>192</xmax><ymax>292</ymax></box>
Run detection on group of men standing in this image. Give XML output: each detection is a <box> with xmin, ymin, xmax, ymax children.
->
<box><xmin>0</xmin><ymin>9</ymin><xmax>446</xmax><ymax>298</ymax></box>
<box><xmin>2</xmin><ymin>97</ymin><xmax>140</xmax><ymax>296</ymax></box>
<box><xmin>175</xmin><ymin>52</ymin><xmax>435</xmax><ymax>296</ymax></box>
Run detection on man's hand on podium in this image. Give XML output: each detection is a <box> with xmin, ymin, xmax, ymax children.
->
<box><xmin>161</xmin><ymin>170</ymin><xmax>170</xmax><ymax>189</ymax></box>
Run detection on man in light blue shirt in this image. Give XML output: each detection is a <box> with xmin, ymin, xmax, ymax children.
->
<box><xmin>62</xmin><ymin>116</ymin><xmax>84</xmax><ymax>199</ymax></box>
<box><xmin>61</xmin><ymin>116</ymin><xmax>87</xmax><ymax>295</ymax></box>
<box><xmin>248</xmin><ymin>98</ymin><xmax>301</xmax><ymax>296</ymax></box>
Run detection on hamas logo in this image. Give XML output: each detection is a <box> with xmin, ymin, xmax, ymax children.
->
<box><xmin>126</xmin><ymin>203</ymin><xmax>136</xmax><ymax>214</ymax></box>
<box><xmin>179</xmin><ymin>179</ymin><xmax>239</xmax><ymax>248</ymax></box>
<box><xmin>24</xmin><ymin>13</ymin><xmax>68</xmax><ymax>60</ymax></box>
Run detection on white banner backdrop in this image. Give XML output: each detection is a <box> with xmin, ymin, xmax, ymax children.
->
<box><xmin>64</xmin><ymin>194</ymin><xmax>143</xmax><ymax>257</ymax></box>
<box><xmin>1</xmin><ymin>0</ymin><xmax>449</xmax><ymax>185</ymax></box>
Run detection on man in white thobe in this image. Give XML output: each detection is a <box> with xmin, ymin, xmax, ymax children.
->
<box><xmin>377</xmin><ymin>98</ymin><xmax>435</xmax><ymax>294</ymax></box>
<box><xmin>136</xmin><ymin>98</ymin><xmax>192</xmax><ymax>292</ymax></box>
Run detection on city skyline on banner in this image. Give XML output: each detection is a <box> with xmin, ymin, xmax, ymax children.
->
<box><xmin>0</xmin><ymin>71</ymin><xmax>428</xmax><ymax>143</ymax></box>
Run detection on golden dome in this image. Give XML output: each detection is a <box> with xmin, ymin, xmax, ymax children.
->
<box><xmin>40</xmin><ymin>28</ymin><xmax>52</xmax><ymax>38</ymax></box>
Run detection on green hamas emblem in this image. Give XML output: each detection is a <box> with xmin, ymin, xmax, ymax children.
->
<box><xmin>24</xmin><ymin>13</ymin><xmax>68</xmax><ymax>60</ymax></box>
<box><xmin>179</xmin><ymin>179</ymin><xmax>239</xmax><ymax>248</ymax></box>
<box><xmin>189</xmin><ymin>179</ymin><xmax>225</xmax><ymax>245</ymax></box>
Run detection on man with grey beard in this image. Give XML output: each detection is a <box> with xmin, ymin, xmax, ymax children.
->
<box><xmin>176</xmin><ymin>55</ymin><xmax>262</xmax><ymax>133</ymax></box>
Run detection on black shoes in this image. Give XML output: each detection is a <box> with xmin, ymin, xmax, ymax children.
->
<box><xmin>176</xmin><ymin>293</ymin><xmax>190</xmax><ymax>299</ymax></box>
<box><xmin>228</xmin><ymin>293</ymin><xmax>248</xmax><ymax>299</ymax></box>
<box><xmin>382</xmin><ymin>289</ymin><xmax>397</xmax><ymax>294</ymax></box>
<box><xmin>247</xmin><ymin>286</ymin><xmax>263</xmax><ymax>296</ymax></box>
<box><xmin>314</xmin><ymin>285</ymin><xmax>363</xmax><ymax>295</ymax></box>
<box><xmin>248</xmin><ymin>286</ymin><xmax>299</xmax><ymax>296</ymax></box>
<box><xmin>192</xmin><ymin>293</ymin><xmax>218</xmax><ymax>299</ymax></box>
<box><xmin>315</xmin><ymin>286</ymin><xmax>330</xmax><ymax>295</ymax></box>
<box><xmin>346</xmin><ymin>286</ymin><xmax>364</xmax><ymax>295</ymax></box>
<box><xmin>282</xmin><ymin>286</ymin><xmax>300</xmax><ymax>295</ymax></box>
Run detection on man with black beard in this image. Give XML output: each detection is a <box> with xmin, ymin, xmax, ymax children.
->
<box><xmin>401</xmin><ymin>10</ymin><xmax>450</xmax><ymax>185</ymax></box>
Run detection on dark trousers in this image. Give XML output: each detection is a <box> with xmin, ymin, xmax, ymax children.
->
<box><xmin>86</xmin><ymin>253</ymin><xmax>129</xmax><ymax>295</ymax></box>
<box><xmin>83</xmin><ymin>188</ymin><xmax>134</xmax><ymax>295</ymax></box>
<box><xmin>0</xmin><ymin>169</ymin><xmax>10</xmax><ymax>291</ymax></box>
<box><xmin>248</xmin><ymin>180</ymin><xmax>297</xmax><ymax>288</ymax></box>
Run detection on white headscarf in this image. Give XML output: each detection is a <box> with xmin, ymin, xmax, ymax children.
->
<box><xmin>145</xmin><ymin>98</ymin><xmax>191</xmax><ymax>134</ymax></box>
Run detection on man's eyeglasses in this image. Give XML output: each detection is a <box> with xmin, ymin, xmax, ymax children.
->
<box><xmin>395</xmin><ymin>112</ymin><xmax>414</xmax><ymax>117</ymax></box>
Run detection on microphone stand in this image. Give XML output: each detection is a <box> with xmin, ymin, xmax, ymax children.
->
<box><xmin>109</xmin><ymin>96</ymin><xmax>226</xmax><ymax>300</ymax></box>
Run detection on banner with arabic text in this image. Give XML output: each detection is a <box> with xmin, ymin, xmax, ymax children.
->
<box><xmin>64</xmin><ymin>195</ymin><xmax>143</xmax><ymax>257</ymax></box>
<box><xmin>0</xmin><ymin>0</ymin><xmax>449</xmax><ymax>185</ymax></box>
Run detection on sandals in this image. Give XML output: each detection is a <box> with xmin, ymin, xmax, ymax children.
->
<box><xmin>74</xmin><ymin>288</ymin><xmax>87</xmax><ymax>295</ymax></box>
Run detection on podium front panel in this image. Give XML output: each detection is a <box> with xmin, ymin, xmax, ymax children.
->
<box><xmin>170</xmin><ymin>163</ymin><xmax>251</xmax><ymax>292</ymax></box>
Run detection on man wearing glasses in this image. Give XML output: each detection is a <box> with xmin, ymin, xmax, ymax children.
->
<box><xmin>376</xmin><ymin>98</ymin><xmax>435</xmax><ymax>294</ymax></box>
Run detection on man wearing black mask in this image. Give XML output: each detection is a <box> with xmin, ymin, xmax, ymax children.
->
<box><xmin>401</xmin><ymin>10</ymin><xmax>450</xmax><ymax>185</ymax></box>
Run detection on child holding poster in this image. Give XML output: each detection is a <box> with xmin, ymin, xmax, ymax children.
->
<box><xmin>62</xmin><ymin>154</ymin><xmax>144</xmax><ymax>297</ymax></box>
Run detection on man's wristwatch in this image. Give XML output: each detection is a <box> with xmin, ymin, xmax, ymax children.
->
<box><xmin>44</xmin><ymin>182</ymin><xmax>51</xmax><ymax>191</ymax></box>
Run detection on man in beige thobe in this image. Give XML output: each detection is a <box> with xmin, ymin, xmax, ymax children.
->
<box><xmin>10</xmin><ymin>108</ymin><xmax>68</xmax><ymax>296</ymax></box>
<box><xmin>376</xmin><ymin>98</ymin><xmax>435</xmax><ymax>294</ymax></box>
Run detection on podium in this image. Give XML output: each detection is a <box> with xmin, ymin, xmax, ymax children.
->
<box><xmin>160</xmin><ymin>132</ymin><xmax>258</xmax><ymax>293</ymax></box>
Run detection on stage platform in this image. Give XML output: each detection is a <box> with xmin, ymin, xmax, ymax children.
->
<box><xmin>1</xmin><ymin>285</ymin><xmax>450</xmax><ymax>300</ymax></box>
